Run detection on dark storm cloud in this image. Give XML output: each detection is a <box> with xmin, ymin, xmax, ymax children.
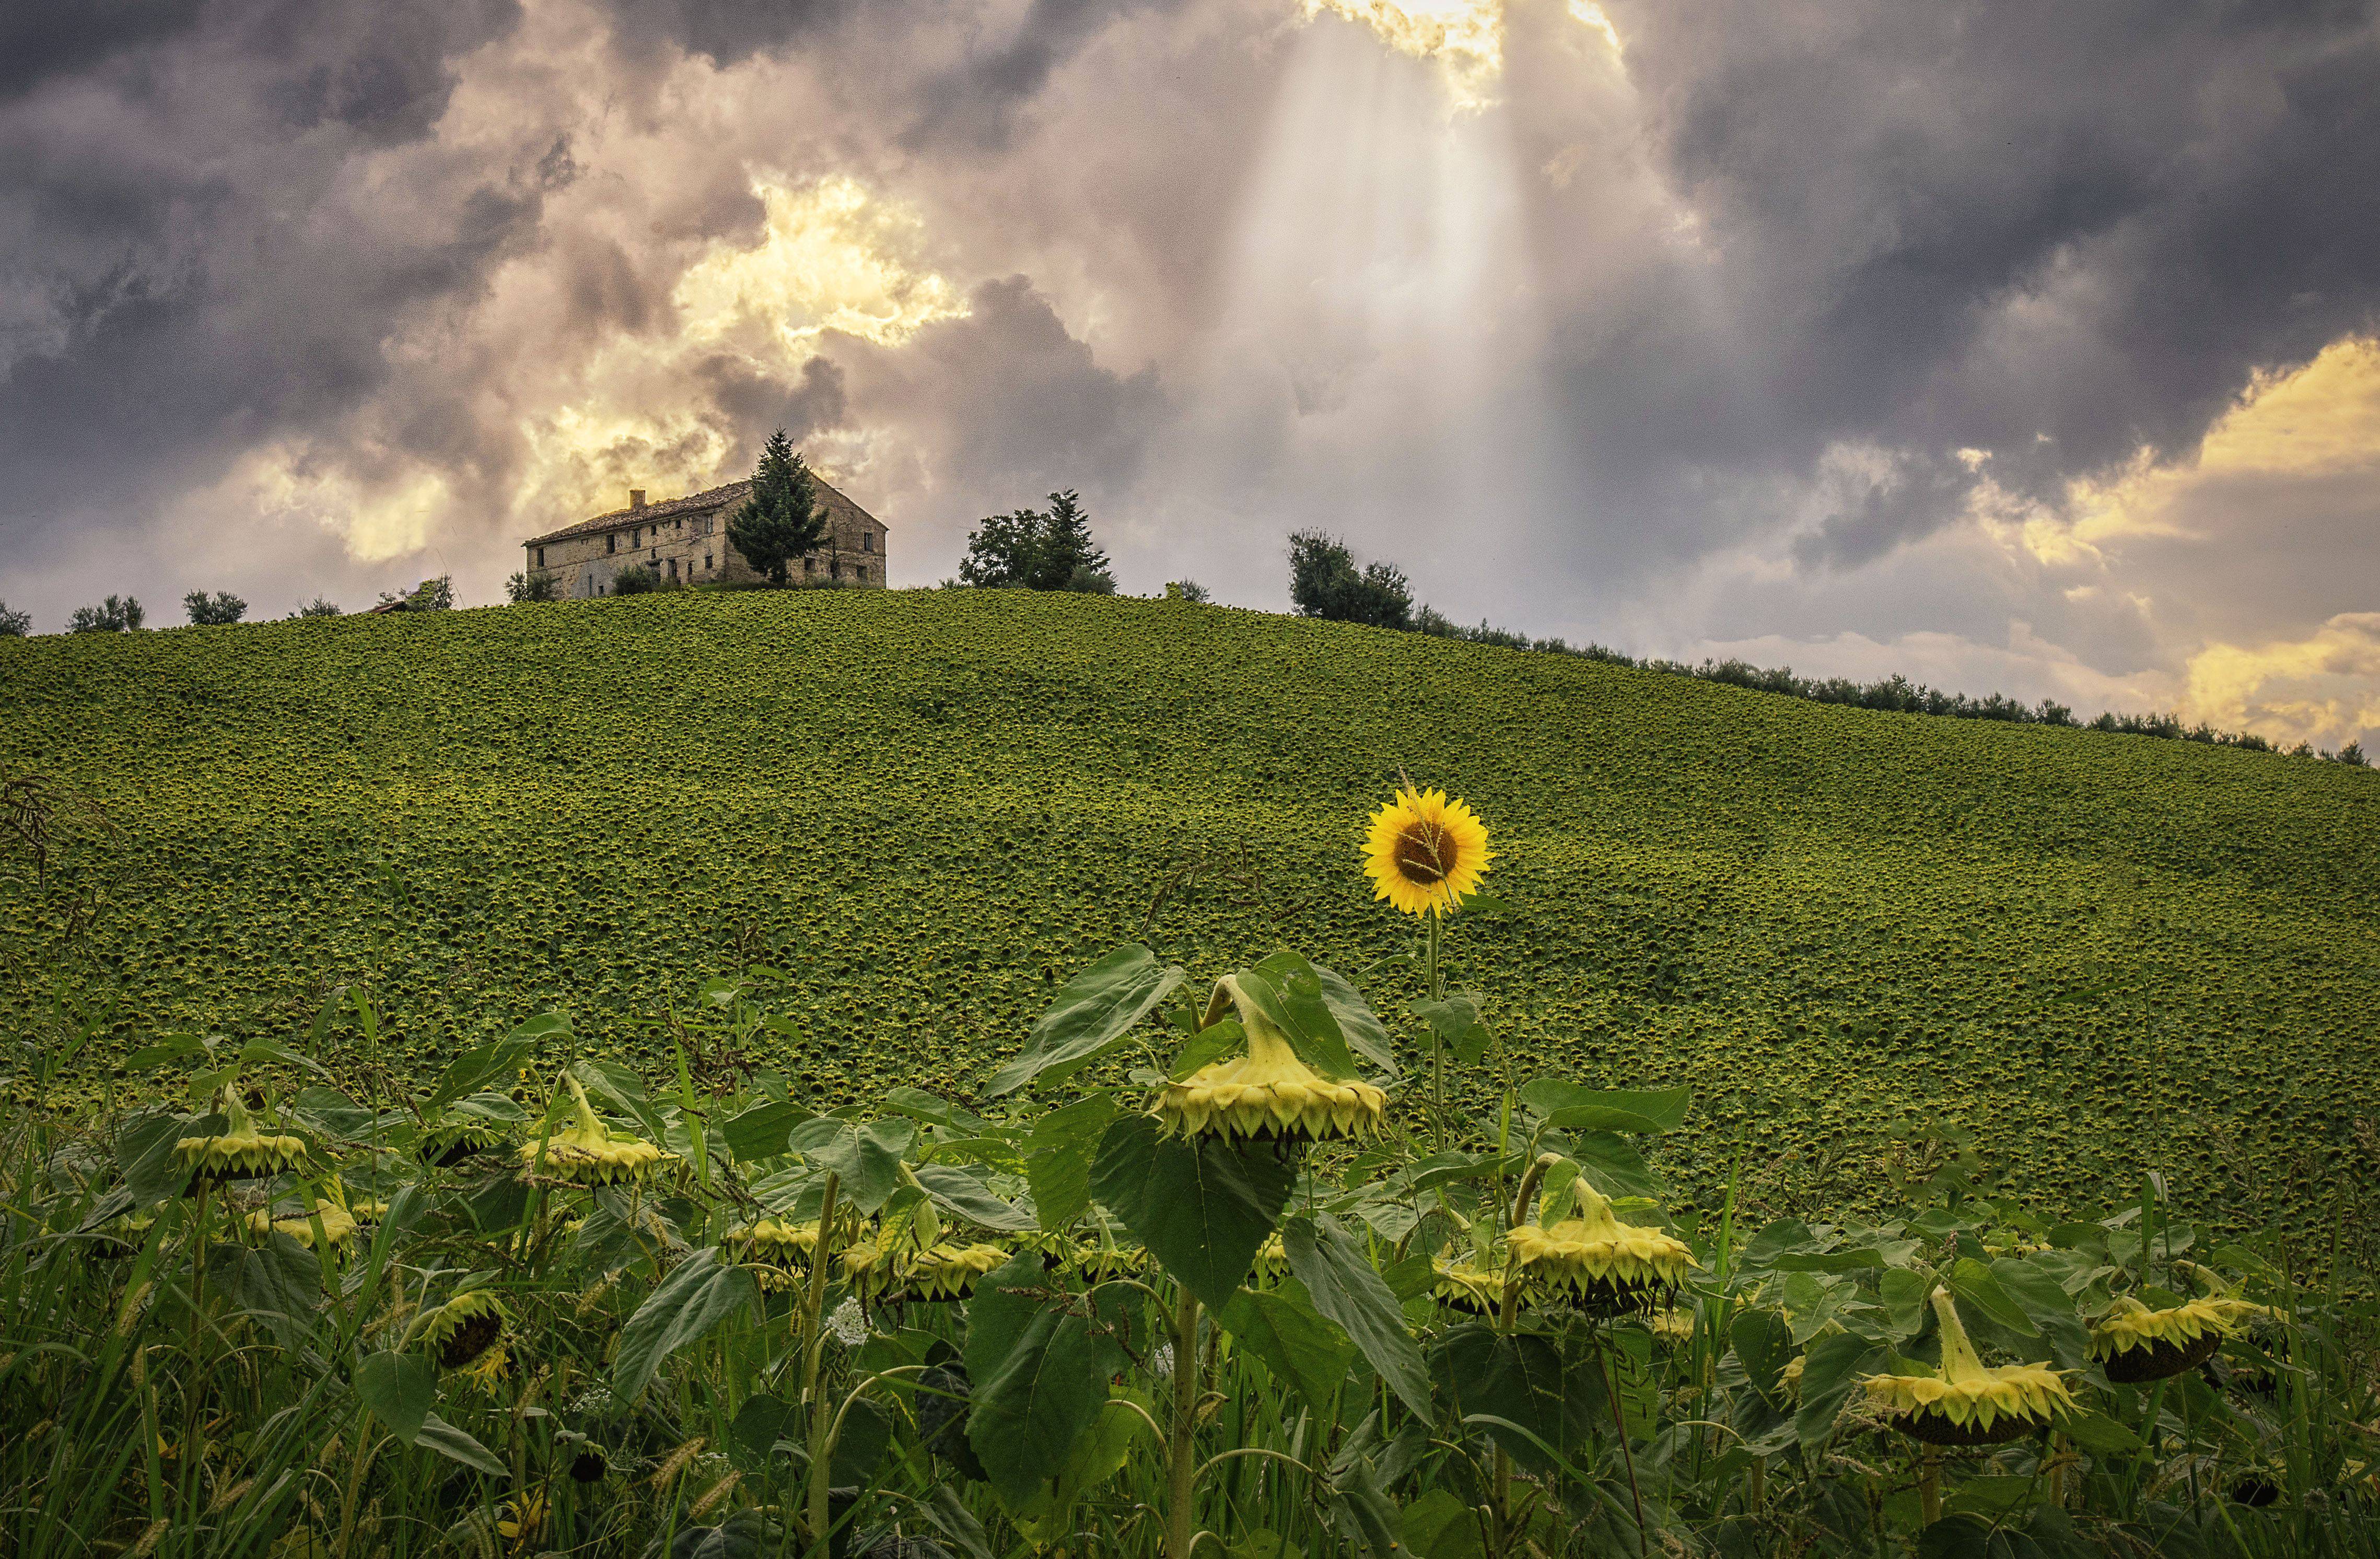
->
<box><xmin>905</xmin><ymin>0</ymin><xmax>1181</xmax><ymax>150</ymax></box>
<box><xmin>0</xmin><ymin>0</ymin><xmax>209</xmax><ymax>100</ymax></box>
<box><xmin>0</xmin><ymin>0</ymin><xmax>530</xmax><ymax>550</ymax></box>
<box><xmin>584</xmin><ymin>0</ymin><xmax>856</xmax><ymax>67</ymax></box>
<box><xmin>1579</xmin><ymin>0</ymin><xmax>2380</xmax><ymax>564</ymax></box>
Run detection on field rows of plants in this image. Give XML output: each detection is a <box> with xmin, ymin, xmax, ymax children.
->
<box><xmin>3</xmin><ymin>591</ymin><xmax>2372</xmax><ymax>1227</ymax></box>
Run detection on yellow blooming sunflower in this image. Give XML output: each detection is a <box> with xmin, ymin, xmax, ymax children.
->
<box><xmin>521</xmin><ymin>1075</ymin><xmax>676</xmax><ymax>1186</ymax></box>
<box><xmin>1509</xmin><ymin>1178</ymin><xmax>1694</xmax><ymax>1315</ymax></box>
<box><xmin>1864</xmin><ymin>1287</ymin><xmax>2076</xmax><ymax>1446</ymax></box>
<box><xmin>1362</xmin><ymin>787</ymin><xmax>1491</xmax><ymax>918</ymax></box>
<box><xmin>1152</xmin><ymin>976</ymin><xmax>1388</xmax><ymax>1142</ymax></box>
<box><xmin>176</xmin><ymin>1095</ymin><xmax>308</xmax><ymax>1187</ymax></box>
<box><xmin>2090</xmin><ymin>1294</ymin><xmax>2265</xmax><ymax>1384</ymax></box>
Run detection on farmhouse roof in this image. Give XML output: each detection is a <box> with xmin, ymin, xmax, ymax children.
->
<box><xmin>522</xmin><ymin>476</ymin><xmax>880</xmax><ymax>548</ymax></box>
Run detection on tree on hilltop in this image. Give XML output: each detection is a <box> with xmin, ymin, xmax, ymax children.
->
<box><xmin>1287</xmin><ymin>530</ymin><xmax>1411</xmax><ymax>630</ymax></box>
<box><xmin>728</xmin><ymin>429</ymin><xmax>828</xmax><ymax>585</ymax></box>
<box><xmin>0</xmin><ymin>600</ymin><xmax>29</xmax><ymax>637</ymax></box>
<box><xmin>184</xmin><ymin>590</ymin><xmax>247</xmax><ymax>626</ymax></box>
<box><xmin>959</xmin><ymin>490</ymin><xmax>1114</xmax><ymax>593</ymax></box>
<box><xmin>68</xmin><ymin>595</ymin><xmax>144</xmax><ymax>633</ymax></box>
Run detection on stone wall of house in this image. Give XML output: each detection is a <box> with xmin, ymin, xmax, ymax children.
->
<box><xmin>525</xmin><ymin>487</ymin><xmax>888</xmax><ymax>600</ymax></box>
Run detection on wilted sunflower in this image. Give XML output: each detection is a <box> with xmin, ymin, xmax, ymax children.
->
<box><xmin>890</xmin><ymin>1243</ymin><xmax>1009</xmax><ymax>1303</ymax></box>
<box><xmin>1362</xmin><ymin>787</ymin><xmax>1491</xmax><ymax>918</ymax></box>
<box><xmin>247</xmin><ymin>1200</ymin><xmax>360</xmax><ymax>1250</ymax></box>
<box><xmin>1152</xmin><ymin>975</ymin><xmax>1387</xmax><ymax>1142</ymax></box>
<box><xmin>1252</xmin><ymin>1233</ymin><xmax>1290</xmax><ymax>1280</ymax></box>
<box><xmin>1863</xmin><ymin>1286</ymin><xmax>2075</xmax><ymax>1446</ymax></box>
<box><xmin>729</xmin><ymin>1217</ymin><xmax>826</xmax><ymax>1291</ymax></box>
<box><xmin>422</xmin><ymin>1119</ymin><xmax>506</xmax><ymax>1168</ymax></box>
<box><xmin>2090</xmin><ymin>1294</ymin><xmax>2265</xmax><ymax>1384</ymax></box>
<box><xmin>1649</xmin><ymin>1305</ymin><xmax>1696</xmax><ymax>1346</ymax></box>
<box><xmin>418</xmin><ymin>1290</ymin><xmax>510</xmax><ymax>1371</ymax></box>
<box><xmin>176</xmin><ymin>1095</ymin><xmax>308</xmax><ymax>1187</ymax></box>
<box><xmin>1063</xmin><ymin>1242</ymin><xmax>1150</xmax><ymax>1281</ymax></box>
<box><xmin>1431</xmin><ymin>1259</ymin><xmax>1513</xmax><ymax>1317</ymax></box>
<box><xmin>521</xmin><ymin>1075</ymin><xmax>675</xmax><ymax>1185</ymax></box>
<box><xmin>1509</xmin><ymin>1178</ymin><xmax>1693</xmax><ymax>1315</ymax></box>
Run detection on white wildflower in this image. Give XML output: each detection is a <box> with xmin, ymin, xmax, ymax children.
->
<box><xmin>827</xmin><ymin>1297</ymin><xmax>868</xmax><ymax>1347</ymax></box>
<box><xmin>1150</xmin><ymin>1342</ymin><xmax>1174</xmax><ymax>1380</ymax></box>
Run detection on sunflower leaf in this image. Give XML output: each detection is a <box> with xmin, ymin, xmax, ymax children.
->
<box><xmin>612</xmin><ymin>1247</ymin><xmax>759</xmax><ymax>1402</ymax></box>
<box><xmin>1312</xmin><ymin>961</ymin><xmax>1399</xmax><ymax>1077</ymax></box>
<box><xmin>1284</xmin><ymin>1213</ymin><xmax>1433</xmax><ymax>1419</ymax></box>
<box><xmin>1090</xmin><ymin>1112</ymin><xmax>1297</xmax><ymax>1310</ymax></box>
<box><xmin>1411</xmin><ymin>994</ymin><xmax>1490</xmax><ymax>1068</ymax></box>
<box><xmin>1025</xmin><ymin>1093</ymin><xmax>1117</xmax><ymax>1233</ymax></box>
<box><xmin>986</xmin><ymin>944</ymin><xmax>1185</xmax><ymax>1097</ymax></box>
<box><xmin>1236</xmin><ymin>952</ymin><xmax>1360</xmax><ymax>1080</ymax></box>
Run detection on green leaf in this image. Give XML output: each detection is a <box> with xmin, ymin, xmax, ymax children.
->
<box><xmin>1949</xmin><ymin>1258</ymin><xmax>2039</xmax><ymax>1337</ymax></box>
<box><xmin>1328</xmin><ymin>1454</ymin><xmax>1405</xmax><ymax>1559</ymax></box>
<box><xmin>1090</xmin><ymin>1113</ymin><xmax>1297</xmax><ymax>1311</ymax></box>
<box><xmin>612</xmin><ymin>1247</ymin><xmax>758</xmax><ymax>1401</ymax></box>
<box><xmin>1411</xmin><ymin>994</ymin><xmax>1491</xmax><ymax>1068</ymax></box>
<box><xmin>786</xmin><ymin>1118</ymin><xmax>911</xmax><ymax>1214</ymax></box>
<box><xmin>884</xmin><ymin>1087</ymin><xmax>988</xmax><ymax>1132</ymax></box>
<box><xmin>964</xmin><ymin>1253</ymin><xmax>1124</xmax><ymax>1505</ymax></box>
<box><xmin>1990</xmin><ymin>1257</ymin><xmax>2091</xmax><ymax>1367</ymax></box>
<box><xmin>569</xmin><ymin>1057</ymin><xmax>668</xmax><ymax>1147</ymax></box>
<box><xmin>1234</xmin><ymin>952</ymin><xmax>1359</xmax><ymax>1080</ymax></box>
<box><xmin>1518</xmin><ymin>1081</ymin><xmax>1692</xmax><ymax>1133</ymax></box>
<box><xmin>416</xmin><ymin>1413</ymin><xmax>507</xmax><ymax>1478</ymax></box>
<box><xmin>1429</xmin><ymin>1326</ymin><xmax>1597</xmax><ymax>1473</ymax></box>
<box><xmin>236</xmin><ymin>1039</ymin><xmax>333</xmax><ymax>1080</ymax></box>
<box><xmin>986</xmin><ymin>944</ymin><xmax>1185</xmax><ymax>1096</ymax></box>
<box><xmin>355</xmin><ymin>1351</ymin><xmax>437</xmax><ymax>1444</ymax></box>
<box><xmin>719</xmin><ymin>1099</ymin><xmax>812</xmax><ymax>1163</ymax></box>
<box><xmin>205</xmin><ymin>1234</ymin><xmax>322</xmax><ymax>1347</ymax></box>
<box><xmin>1402</xmin><ymin>1487</ymin><xmax>1484</xmax><ymax>1559</ymax></box>
<box><xmin>1793</xmin><ymin>1331</ymin><xmax>1889</xmax><ymax>1446</ymax></box>
<box><xmin>1558</xmin><ymin>1130</ymin><xmax>1663</xmax><ymax>1200</ymax></box>
<box><xmin>1311</xmin><ymin>961</ymin><xmax>1398</xmax><ymax>1076</ymax></box>
<box><xmin>1219</xmin><ymin>1284</ymin><xmax>1357</xmax><ymax>1410</ymax></box>
<box><xmin>1730</xmin><ymin>1310</ymin><xmax>1795</xmax><ymax>1405</ymax></box>
<box><xmin>423</xmin><ymin>1030</ymin><xmax>545</xmax><ymax>1115</ymax></box>
<box><xmin>118</xmin><ymin>1108</ymin><xmax>214</xmax><ymax>1206</ymax></box>
<box><xmin>1025</xmin><ymin>1094</ymin><xmax>1116</xmax><ymax>1233</ymax></box>
<box><xmin>915</xmin><ymin>1162</ymin><xmax>1038</xmax><ymax>1233</ymax></box>
<box><xmin>286</xmin><ymin>1086</ymin><xmax>391</xmax><ymax>1143</ymax></box>
<box><xmin>728</xmin><ymin>1393</ymin><xmax>794</xmax><ymax>1473</ymax></box>
<box><xmin>1166</xmin><ymin>1019</ymin><xmax>1243</xmax><ymax>1081</ymax></box>
<box><xmin>830</xmin><ymin>1398</ymin><xmax>892</xmax><ymax>1484</ymax></box>
<box><xmin>1282</xmin><ymin>1214</ymin><xmax>1432</xmax><ymax>1419</ymax></box>
<box><xmin>2059</xmin><ymin>1410</ymin><xmax>2144</xmax><ymax>1455</ymax></box>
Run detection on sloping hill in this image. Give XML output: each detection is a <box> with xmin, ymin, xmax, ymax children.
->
<box><xmin>4</xmin><ymin>589</ymin><xmax>2374</xmax><ymax>1220</ymax></box>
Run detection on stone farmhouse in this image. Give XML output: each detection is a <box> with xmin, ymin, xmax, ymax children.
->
<box><xmin>522</xmin><ymin>478</ymin><xmax>888</xmax><ymax>599</ymax></box>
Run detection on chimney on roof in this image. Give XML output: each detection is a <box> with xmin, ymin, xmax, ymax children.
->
<box><xmin>629</xmin><ymin>488</ymin><xmax>647</xmax><ymax>510</ymax></box>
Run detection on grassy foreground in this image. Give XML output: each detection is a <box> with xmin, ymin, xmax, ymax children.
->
<box><xmin>2</xmin><ymin>588</ymin><xmax>2377</xmax><ymax>1223</ymax></box>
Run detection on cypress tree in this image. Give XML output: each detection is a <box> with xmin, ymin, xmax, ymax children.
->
<box><xmin>727</xmin><ymin>429</ymin><xmax>829</xmax><ymax>585</ymax></box>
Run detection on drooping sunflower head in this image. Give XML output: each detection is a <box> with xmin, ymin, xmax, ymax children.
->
<box><xmin>1152</xmin><ymin>976</ymin><xmax>1389</xmax><ymax>1143</ymax></box>
<box><xmin>1362</xmin><ymin>787</ymin><xmax>1491</xmax><ymax>918</ymax></box>
<box><xmin>1863</xmin><ymin>1286</ymin><xmax>2076</xmax><ymax>1446</ymax></box>
<box><xmin>1508</xmin><ymin>1177</ymin><xmax>1693</xmax><ymax>1315</ymax></box>
<box><xmin>1431</xmin><ymin>1259</ymin><xmax>1514</xmax><ymax>1317</ymax></box>
<box><xmin>422</xmin><ymin>1118</ymin><xmax>507</xmax><ymax>1167</ymax></box>
<box><xmin>176</xmin><ymin>1094</ymin><xmax>309</xmax><ymax>1187</ymax></box>
<box><xmin>521</xmin><ymin>1075</ymin><xmax>676</xmax><ymax>1186</ymax></box>
<box><xmin>248</xmin><ymin>1201</ymin><xmax>361</xmax><ymax>1250</ymax></box>
<box><xmin>2089</xmin><ymin>1294</ymin><xmax>2265</xmax><ymax>1384</ymax></box>
<box><xmin>419</xmin><ymin>1289</ymin><xmax>510</xmax><ymax>1372</ymax></box>
<box><xmin>889</xmin><ymin>1243</ymin><xmax>1010</xmax><ymax>1303</ymax></box>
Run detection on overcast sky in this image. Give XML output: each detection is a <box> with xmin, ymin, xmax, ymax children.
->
<box><xmin>4</xmin><ymin>0</ymin><xmax>2376</xmax><ymax>746</ymax></box>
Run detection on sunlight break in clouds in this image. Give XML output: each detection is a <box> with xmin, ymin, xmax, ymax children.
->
<box><xmin>674</xmin><ymin>175</ymin><xmax>970</xmax><ymax>353</ymax></box>
<box><xmin>1302</xmin><ymin>0</ymin><xmax>1626</xmax><ymax>107</ymax></box>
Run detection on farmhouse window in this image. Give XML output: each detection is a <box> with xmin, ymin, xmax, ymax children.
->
<box><xmin>534</xmin><ymin>547</ymin><xmax>545</xmax><ymax>567</ymax></box>
<box><xmin>606</xmin><ymin>533</ymin><xmax>616</xmax><ymax>554</ymax></box>
<box><xmin>704</xmin><ymin>553</ymin><xmax>713</xmax><ymax>570</ymax></box>
<box><xmin>667</xmin><ymin>558</ymin><xmax>678</xmax><ymax>581</ymax></box>
<box><xmin>862</xmin><ymin>531</ymin><xmax>874</xmax><ymax>553</ymax></box>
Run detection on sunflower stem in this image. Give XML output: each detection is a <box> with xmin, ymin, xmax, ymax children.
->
<box><xmin>1919</xmin><ymin>1447</ymin><xmax>1943</xmax><ymax>1526</ymax></box>
<box><xmin>1165</xmin><ymin>1284</ymin><xmax>1204</xmax><ymax>1559</ymax></box>
<box><xmin>802</xmin><ymin>1170</ymin><xmax>843</xmax><ymax>1557</ymax></box>
<box><xmin>1426</xmin><ymin>910</ymin><xmax>1446</xmax><ymax>1154</ymax></box>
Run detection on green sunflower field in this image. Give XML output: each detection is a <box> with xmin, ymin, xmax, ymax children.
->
<box><xmin>3</xmin><ymin>588</ymin><xmax>2374</xmax><ymax>1229</ymax></box>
